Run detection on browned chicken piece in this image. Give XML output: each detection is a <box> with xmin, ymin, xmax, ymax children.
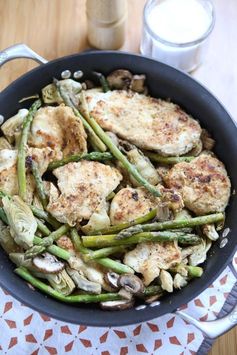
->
<box><xmin>29</xmin><ymin>105</ymin><xmax>87</xmax><ymax>156</ymax></box>
<box><xmin>85</xmin><ymin>90</ymin><xmax>201</xmax><ymax>156</ymax></box>
<box><xmin>165</xmin><ymin>153</ymin><xmax>231</xmax><ymax>215</ymax></box>
<box><xmin>0</xmin><ymin>148</ymin><xmax>61</xmax><ymax>204</ymax></box>
<box><xmin>109</xmin><ymin>187</ymin><xmax>159</xmax><ymax>225</ymax></box>
<box><xmin>47</xmin><ymin>161</ymin><xmax>122</xmax><ymax>226</ymax></box>
<box><xmin>124</xmin><ymin>241</ymin><xmax>181</xmax><ymax>286</ymax></box>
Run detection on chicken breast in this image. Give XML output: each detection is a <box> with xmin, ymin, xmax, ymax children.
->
<box><xmin>124</xmin><ymin>241</ymin><xmax>181</xmax><ymax>286</ymax></box>
<box><xmin>85</xmin><ymin>90</ymin><xmax>201</xmax><ymax>156</ymax></box>
<box><xmin>0</xmin><ymin>148</ymin><xmax>61</xmax><ymax>203</ymax></box>
<box><xmin>110</xmin><ymin>187</ymin><xmax>159</xmax><ymax>225</ymax></box>
<box><xmin>165</xmin><ymin>153</ymin><xmax>231</xmax><ymax>215</ymax></box>
<box><xmin>29</xmin><ymin>105</ymin><xmax>87</xmax><ymax>156</ymax></box>
<box><xmin>47</xmin><ymin>161</ymin><xmax>122</xmax><ymax>226</ymax></box>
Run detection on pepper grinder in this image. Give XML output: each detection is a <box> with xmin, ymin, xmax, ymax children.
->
<box><xmin>86</xmin><ymin>0</ymin><xmax>127</xmax><ymax>50</ymax></box>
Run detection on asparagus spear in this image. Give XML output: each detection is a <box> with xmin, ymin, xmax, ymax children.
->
<box><xmin>93</xmin><ymin>71</ymin><xmax>110</xmax><ymax>92</ymax></box>
<box><xmin>15</xmin><ymin>267</ymin><xmax>123</xmax><ymax>303</ymax></box>
<box><xmin>90</xmin><ymin>208</ymin><xmax>157</xmax><ymax>236</ymax></box>
<box><xmin>144</xmin><ymin>152</ymin><xmax>194</xmax><ymax>164</ymax></box>
<box><xmin>35</xmin><ymin>218</ymin><xmax>51</xmax><ymax>236</ymax></box>
<box><xmin>48</xmin><ymin>152</ymin><xmax>113</xmax><ymax>171</ymax></box>
<box><xmin>30</xmin><ymin>205</ymin><xmax>61</xmax><ymax>229</ymax></box>
<box><xmin>116</xmin><ymin>213</ymin><xmax>224</xmax><ymax>239</ymax></box>
<box><xmin>82</xmin><ymin>231</ymin><xmax>202</xmax><ymax>248</ymax></box>
<box><xmin>140</xmin><ymin>285</ymin><xmax>164</xmax><ymax>297</ymax></box>
<box><xmin>83</xmin><ymin>246</ymin><xmax>126</xmax><ymax>261</ymax></box>
<box><xmin>79</xmin><ymin>91</ymin><xmax>161</xmax><ymax>197</ymax></box>
<box><xmin>25</xmin><ymin>224</ymin><xmax>70</xmax><ymax>258</ymax></box>
<box><xmin>30</xmin><ymin>158</ymin><xmax>48</xmax><ymax>208</ymax></box>
<box><xmin>70</xmin><ymin>228</ymin><xmax>88</xmax><ymax>254</ymax></box>
<box><xmin>96</xmin><ymin>258</ymin><xmax>134</xmax><ymax>274</ymax></box>
<box><xmin>171</xmin><ymin>264</ymin><xmax>203</xmax><ymax>278</ymax></box>
<box><xmin>17</xmin><ymin>99</ymin><xmax>41</xmax><ymax>201</ymax></box>
<box><xmin>33</xmin><ymin>236</ymin><xmax>71</xmax><ymax>261</ymax></box>
<box><xmin>55</xmin><ymin>79</ymin><xmax>107</xmax><ymax>152</ymax></box>
<box><xmin>70</xmin><ymin>228</ymin><xmax>134</xmax><ymax>274</ymax></box>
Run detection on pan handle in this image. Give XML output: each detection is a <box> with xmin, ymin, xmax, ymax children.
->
<box><xmin>176</xmin><ymin>301</ymin><xmax>237</xmax><ymax>338</ymax></box>
<box><xmin>0</xmin><ymin>43</ymin><xmax>48</xmax><ymax>67</ymax></box>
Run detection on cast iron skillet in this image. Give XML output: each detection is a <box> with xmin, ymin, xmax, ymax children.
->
<box><xmin>0</xmin><ymin>44</ymin><xmax>236</xmax><ymax>328</ymax></box>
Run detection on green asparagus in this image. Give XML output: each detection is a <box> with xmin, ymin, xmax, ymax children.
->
<box><xmin>15</xmin><ymin>267</ymin><xmax>123</xmax><ymax>303</ymax></box>
<box><xmin>70</xmin><ymin>229</ymin><xmax>134</xmax><ymax>274</ymax></box>
<box><xmin>48</xmin><ymin>152</ymin><xmax>113</xmax><ymax>171</ymax></box>
<box><xmin>144</xmin><ymin>151</ymin><xmax>194</xmax><ymax>164</ymax></box>
<box><xmin>93</xmin><ymin>71</ymin><xmax>110</xmax><ymax>92</ymax></box>
<box><xmin>30</xmin><ymin>159</ymin><xmax>48</xmax><ymax>208</ymax></box>
<box><xmin>35</xmin><ymin>218</ymin><xmax>51</xmax><ymax>236</ymax></box>
<box><xmin>25</xmin><ymin>224</ymin><xmax>70</xmax><ymax>258</ymax></box>
<box><xmin>17</xmin><ymin>99</ymin><xmax>41</xmax><ymax>201</ymax></box>
<box><xmin>91</xmin><ymin>208</ymin><xmax>157</xmax><ymax>236</ymax></box>
<box><xmin>30</xmin><ymin>205</ymin><xmax>61</xmax><ymax>229</ymax></box>
<box><xmin>96</xmin><ymin>258</ymin><xmax>134</xmax><ymax>274</ymax></box>
<box><xmin>82</xmin><ymin>231</ymin><xmax>201</xmax><ymax>248</ymax></box>
<box><xmin>171</xmin><ymin>263</ymin><xmax>203</xmax><ymax>278</ymax></box>
<box><xmin>116</xmin><ymin>213</ymin><xmax>224</xmax><ymax>239</ymax></box>
<box><xmin>82</xmin><ymin>246</ymin><xmax>126</xmax><ymax>261</ymax></box>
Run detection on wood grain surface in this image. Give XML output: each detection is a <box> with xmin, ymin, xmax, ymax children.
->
<box><xmin>0</xmin><ymin>0</ymin><xmax>236</xmax><ymax>353</ymax></box>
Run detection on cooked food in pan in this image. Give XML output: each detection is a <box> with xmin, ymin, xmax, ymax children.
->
<box><xmin>0</xmin><ymin>69</ymin><xmax>230</xmax><ymax>310</ymax></box>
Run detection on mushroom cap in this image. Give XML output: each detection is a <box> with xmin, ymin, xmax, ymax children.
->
<box><xmin>32</xmin><ymin>253</ymin><xmax>64</xmax><ymax>273</ymax></box>
<box><xmin>106</xmin><ymin>69</ymin><xmax>133</xmax><ymax>90</ymax></box>
<box><xmin>104</xmin><ymin>272</ymin><xmax>120</xmax><ymax>290</ymax></box>
<box><xmin>118</xmin><ymin>274</ymin><xmax>144</xmax><ymax>294</ymax></box>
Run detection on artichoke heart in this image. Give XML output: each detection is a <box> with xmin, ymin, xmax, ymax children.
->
<box><xmin>2</xmin><ymin>196</ymin><xmax>37</xmax><ymax>248</ymax></box>
<box><xmin>1</xmin><ymin>109</ymin><xmax>28</xmax><ymax>144</ymax></box>
<box><xmin>42</xmin><ymin>79</ymin><xmax>82</xmax><ymax>104</ymax></box>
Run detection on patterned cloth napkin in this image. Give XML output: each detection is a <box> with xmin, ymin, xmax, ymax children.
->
<box><xmin>0</xmin><ymin>252</ymin><xmax>236</xmax><ymax>355</ymax></box>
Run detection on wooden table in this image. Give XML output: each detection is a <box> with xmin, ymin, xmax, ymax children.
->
<box><xmin>0</xmin><ymin>0</ymin><xmax>236</xmax><ymax>353</ymax></box>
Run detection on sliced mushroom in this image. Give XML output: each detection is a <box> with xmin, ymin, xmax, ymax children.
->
<box><xmin>145</xmin><ymin>293</ymin><xmax>163</xmax><ymax>304</ymax></box>
<box><xmin>32</xmin><ymin>253</ymin><xmax>64</xmax><ymax>273</ymax></box>
<box><xmin>130</xmin><ymin>74</ymin><xmax>147</xmax><ymax>94</ymax></box>
<box><xmin>106</xmin><ymin>69</ymin><xmax>133</xmax><ymax>90</ymax></box>
<box><xmin>201</xmin><ymin>129</ymin><xmax>215</xmax><ymax>151</ymax></box>
<box><xmin>118</xmin><ymin>274</ymin><xmax>144</xmax><ymax>294</ymax></box>
<box><xmin>100</xmin><ymin>299</ymin><xmax>134</xmax><ymax>310</ymax></box>
<box><xmin>104</xmin><ymin>272</ymin><xmax>120</xmax><ymax>290</ymax></box>
<box><xmin>118</xmin><ymin>288</ymin><xmax>133</xmax><ymax>300</ymax></box>
<box><xmin>66</xmin><ymin>267</ymin><xmax>102</xmax><ymax>294</ymax></box>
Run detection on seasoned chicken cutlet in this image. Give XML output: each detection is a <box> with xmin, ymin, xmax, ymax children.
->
<box><xmin>47</xmin><ymin>161</ymin><xmax>122</xmax><ymax>226</ymax></box>
<box><xmin>110</xmin><ymin>187</ymin><xmax>159</xmax><ymax>225</ymax></box>
<box><xmin>165</xmin><ymin>153</ymin><xmax>231</xmax><ymax>215</ymax></box>
<box><xmin>85</xmin><ymin>90</ymin><xmax>201</xmax><ymax>156</ymax></box>
<box><xmin>124</xmin><ymin>241</ymin><xmax>181</xmax><ymax>286</ymax></box>
<box><xmin>29</xmin><ymin>106</ymin><xmax>87</xmax><ymax>156</ymax></box>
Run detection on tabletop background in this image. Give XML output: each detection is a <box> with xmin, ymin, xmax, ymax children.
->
<box><xmin>0</xmin><ymin>0</ymin><xmax>236</xmax><ymax>354</ymax></box>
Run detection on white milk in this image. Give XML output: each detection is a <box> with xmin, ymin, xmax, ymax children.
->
<box><xmin>141</xmin><ymin>0</ymin><xmax>215</xmax><ymax>72</ymax></box>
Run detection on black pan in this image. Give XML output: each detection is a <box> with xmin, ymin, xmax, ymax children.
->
<box><xmin>0</xmin><ymin>47</ymin><xmax>236</xmax><ymax>327</ymax></box>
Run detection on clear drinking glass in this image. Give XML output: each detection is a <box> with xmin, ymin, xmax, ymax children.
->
<box><xmin>140</xmin><ymin>0</ymin><xmax>215</xmax><ymax>72</ymax></box>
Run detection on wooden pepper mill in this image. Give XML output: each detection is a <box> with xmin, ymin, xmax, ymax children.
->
<box><xmin>86</xmin><ymin>0</ymin><xmax>127</xmax><ymax>50</ymax></box>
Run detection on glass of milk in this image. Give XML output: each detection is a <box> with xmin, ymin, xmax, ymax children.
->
<box><xmin>140</xmin><ymin>0</ymin><xmax>215</xmax><ymax>72</ymax></box>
